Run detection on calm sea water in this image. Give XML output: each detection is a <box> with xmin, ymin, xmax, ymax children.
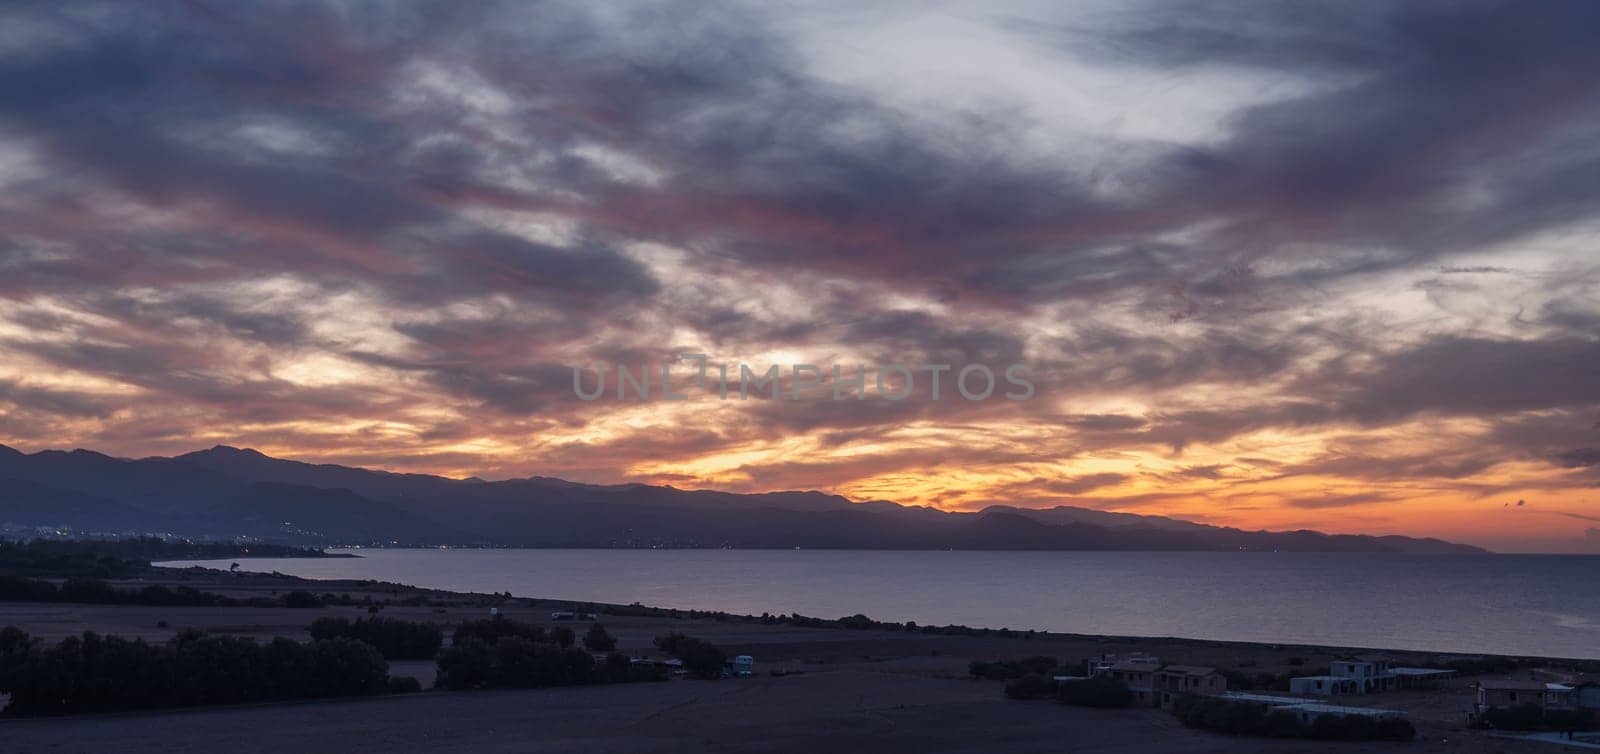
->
<box><xmin>163</xmin><ymin>549</ymin><xmax>1600</xmax><ymax>659</ymax></box>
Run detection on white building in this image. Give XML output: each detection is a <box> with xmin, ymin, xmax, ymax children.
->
<box><xmin>1275</xmin><ymin>703</ymin><xmax>1404</xmax><ymax>725</ymax></box>
<box><xmin>1290</xmin><ymin>675</ymin><xmax>1361</xmax><ymax>696</ymax></box>
<box><xmin>1219</xmin><ymin>692</ymin><xmax>1406</xmax><ymax>724</ymax></box>
<box><xmin>1291</xmin><ymin>659</ymin><xmax>1402</xmax><ymax>696</ymax></box>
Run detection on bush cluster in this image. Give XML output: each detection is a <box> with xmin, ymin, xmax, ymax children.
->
<box><xmin>0</xmin><ymin>538</ymin><xmax>329</xmax><ymax>578</ymax></box>
<box><xmin>451</xmin><ymin>615</ymin><xmax>547</xmax><ymax>646</ymax></box>
<box><xmin>1475</xmin><ymin>704</ymin><xmax>1594</xmax><ymax>732</ymax></box>
<box><xmin>310</xmin><ymin>616</ymin><xmax>443</xmax><ymax>660</ymax></box>
<box><xmin>0</xmin><ymin>628</ymin><xmax>393</xmax><ymax>716</ymax></box>
<box><xmin>998</xmin><ymin>670</ymin><xmax>1133</xmax><ymax>707</ymax></box>
<box><xmin>583</xmin><ymin>623</ymin><xmax>616</xmax><ymax>652</ymax></box>
<box><xmin>601</xmin><ymin>604</ymin><xmax>1016</xmax><ymax>639</ymax></box>
<box><xmin>0</xmin><ymin>574</ymin><xmax>359</xmax><ymax>610</ymax></box>
<box><xmin>1172</xmin><ymin>695</ymin><xmax>1415</xmax><ymax>741</ymax></box>
<box><xmin>654</xmin><ymin>632</ymin><xmax>726</xmax><ymax>679</ymax></box>
<box><xmin>970</xmin><ymin>656</ymin><xmax>1075</xmax><ymax>681</ymax></box>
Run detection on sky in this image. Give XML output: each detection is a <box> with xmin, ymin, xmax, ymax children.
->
<box><xmin>0</xmin><ymin>1</ymin><xmax>1597</xmax><ymax>552</ymax></box>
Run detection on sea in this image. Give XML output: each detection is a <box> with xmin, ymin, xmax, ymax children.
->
<box><xmin>162</xmin><ymin>549</ymin><xmax>1600</xmax><ymax>659</ymax></box>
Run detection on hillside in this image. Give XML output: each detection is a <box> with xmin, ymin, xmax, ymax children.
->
<box><xmin>0</xmin><ymin>444</ymin><xmax>1487</xmax><ymax>554</ymax></box>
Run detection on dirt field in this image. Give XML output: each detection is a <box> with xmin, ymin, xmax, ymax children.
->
<box><xmin>0</xmin><ymin>567</ymin><xmax>1569</xmax><ymax>753</ymax></box>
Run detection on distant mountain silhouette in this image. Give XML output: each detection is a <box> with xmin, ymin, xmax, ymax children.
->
<box><xmin>0</xmin><ymin>444</ymin><xmax>1487</xmax><ymax>553</ymax></box>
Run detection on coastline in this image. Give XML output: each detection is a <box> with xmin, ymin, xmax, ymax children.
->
<box><xmin>0</xmin><ymin>563</ymin><xmax>1582</xmax><ymax>752</ymax></box>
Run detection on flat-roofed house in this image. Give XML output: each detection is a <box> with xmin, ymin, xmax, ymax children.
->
<box><xmin>1578</xmin><ymin>682</ymin><xmax>1600</xmax><ymax>711</ymax></box>
<box><xmin>1330</xmin><ymin>660</ymin><xmax>1399</xmax><ymax>693</ymax></box>
<box><xmin>1105</xmin><ymin>661</ymin><xmax>1159</xmax><ymax>707</ymax></box>
<box><xmin>1475</xmin><ymin>680</ymin><xmax>1576</xmax><ymax>714</ymax></box>
<box><xmin>1290</xmin><ymin>675</ymin><xmax>1361</xmax><ymax>696</ymax></box>
<box><xmin>1155</xmin><ymin>665</ymin><xmax>1228</xmax><ymax>710</ymax></box>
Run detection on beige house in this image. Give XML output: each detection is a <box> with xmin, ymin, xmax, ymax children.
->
<box><xmin>1104</xmin><ymin>661</ymin><xmax>1227</xmax><ymax>709</ymax></box>
<box><xmin>1155</xmin><ymin>665</ymin><xmax>1228</xmax><ymax>710</ymax></box>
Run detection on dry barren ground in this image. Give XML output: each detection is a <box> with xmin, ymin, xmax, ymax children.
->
<box><xmin>0</xmin><ymin>569</ymin><xmax>1564</xmax><ymax>753</ymax></box>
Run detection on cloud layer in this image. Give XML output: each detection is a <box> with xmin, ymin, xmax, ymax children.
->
<box><xmin>1</xmin><ymin>0</ymin><xmax>1597</xmax><ymax>551</ymax></box>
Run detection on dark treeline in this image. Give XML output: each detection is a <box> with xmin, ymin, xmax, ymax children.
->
<box><xmin>970</xmin><ymin>656</ymin><xmax>1080</xmax><ymax>681</ymax></box>
<box><xmin>452</xmin><ymin>615</ymin><xmax>548</xmax><ymax>645</ymax></box>
<box><xmin>653</xmin><ymin>632</ymin><xmax>726</xmax><ymax>679</ymax></box>
<box><xmin>1173</xmin><ymin>695</ymin><xmax>1415</xmax><ymax>741</ymax></box>
<box><xmin>311</xmin><ymin>616</ymin><xmax>443</xmax><ymax>660</ymax></box>
<box><xmin>434</xmin><ymin>615</ymin><xmax>664</xmax><ymax>690</ymax></box>
<box><xmin>0</xmin><ymin>574</ymin><xmax>346</xmax><ymax>609</ymax></box>
<box><xmin>607</xmin><ymin>604</ymin><xmax>1023</xmax><ymax>639</ymax></box>
<box><xmin>995</xmin><ymin>666</ymin><xmax>1133</xmax><ymax>708</ymax></box>
<box><xmin>1475</xmin><ymin>704</ymin><xmax>1594</xmax><ymax>732</ymax></box>
<box><xmin>0</xmin><ymin>627</ymin><xmax>404</xmax><ymax>716</ymax></box>
<box><xmin>0</xmin><ymin>538</ymin><xmax>333</xmax><ymax>578</ymax></box>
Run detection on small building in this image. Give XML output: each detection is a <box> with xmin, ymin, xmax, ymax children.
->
<box><xmin>1290</xmin><ymin>658</ymin><xmax>1409</xmax><ymax>696</ymax></box>
<box><xmin>1052</xmin><ymin>674</ymin><xmax>1093</xmax><ymax>683</ymax></box>
<box><xmin>1105</xmin><ymin>661</ymin><xmax>1160</xmax><ymax>707</ymax></box>
<box><xmin>1475</xmin><ymin>680</ymin><xmax>1576</xmax><ymax>714</ymax></box>
<box><xmin>1220</xmin><ymin>692</ymin><xmax>1407</xmax><ymax>725</ymax></box>
<box><xmin>1388</xmin><ymin>667</ymin><xmax>1456</xmax><ymax>688</ymax></box>
<box><xmin>1290</xmin><ymin>675</ymin><xmax>1361</xmax><ymax>696</ymax></box>
<box><xmin>1089</xmin><ymin>652</ymin><xmax>1159</xmax><ymax>675</ymax></box>
<box><xmin>1329</xmin><ymin>660</ymin><xmax>1399</xmax><ymax>693</ymax></box>
<box><xmin>631</xmin><ymin>656</ymin><xmax>683</xmax><ymax>671</ymax></box>
<box><xmin>1274</xmin><ymin>703</ymin><xmax>1404</xmax><ymax>725</ymax></box>
<box><xmin>1155</xmin><ymin>665</ymin><xmax>1228</xmax><ymax>710</ymax></box>
<box><xmin>1104</xmin><ymin>661</ymin><xmax>1226</xmax><ymax>709</ymax></box>
<box><xmin>1222</xmin><ymin>692</ymin><xmax>1322</xmax><ymax>706</ymax></box>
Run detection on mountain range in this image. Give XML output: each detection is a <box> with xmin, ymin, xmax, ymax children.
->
<box><xmin>0</xmin><ymin>444</ymin><xmax>1486</xmax><ymax>553</ymax></box>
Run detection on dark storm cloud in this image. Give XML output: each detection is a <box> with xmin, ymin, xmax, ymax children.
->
<box><xmin>0</xmin><ymin>380</ymin><xmax>115</xmax><ymax>419</ymax></box>
<box><xmin>0</xmin><ymin>0</ymin><xmax>1595</xmax><ymax>534</ymax></box>
<box><xmin>1313</xmin><ymin>336</ymin><xmax>1600</xmax><ymax>424</ymax></box>
<box><xmin>1552</xmin><ymin>449</ymin><xmax>1600</xmax><ymax>469</ymax></box>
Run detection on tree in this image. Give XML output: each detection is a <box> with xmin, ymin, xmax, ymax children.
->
<box><xmin>550</xmin><ymin>625</ymin><xmax>576</xmax><ymax>649</ymax></box>
<box><xmin>310</xmin><ymin>616</ymin><xmax>442</xmax><ymax>660</ymax></box>
<box><xmin>654</xmin><ymin>633</ymin><xmax>724</xmax><ymax>679</ymax></box>
<box><xmin>583</xmin><ymin>624</ymin><xmax>616</xmax><ymax>652</ymax></box>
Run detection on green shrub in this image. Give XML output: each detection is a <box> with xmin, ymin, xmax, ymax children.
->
<box><xmin>1173</xmin><ymin>696</ymin><xmax>1413</xmax><ymax>741</ymax></box>
<box><xmin>969</xmin><ymin>656</ymin><xmax>1067</xmax><ymax>681</ymax></box>
<box><xmin>387</xmin><ymin>676</ymin><xmax>423</xmax><ymax>694</ymax></box>
<box><xmin>0</xmin><ymin>630</ymin><xmax>391</xmax><ymax>716</ymax></box>
<box><xmin>310</xmin><ymin>616</ymin><xmax>442</xmax><ymax>660</ymax></box>
<box><xmin>583</xmin><ymin>624</ymin><xmax>616</xmax><ymax>652</ymax></box>
<box><xmin>1476</xmin><ymin>704</ymin><xmax>1592</xmax><ymax>732</ymax></box>
<box><xmin>654</xmin><ymin>633</ymin><xmax>725</xmax><ymax>679</ymax></box>
<box><xmin>550</xmin><ymin>626</ymin><xmax>575</xmax><ymax>648</ymax></box>
<box><xmin>451</xmin><ymin>615</ymin><xmax>545</xmax><ymax>646</ymax></box>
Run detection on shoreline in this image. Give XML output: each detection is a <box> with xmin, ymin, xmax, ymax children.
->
<box><xmin>129</xmin><ymin>561</ymin><xmax>1600</xmax><ymax>665</ymax></box>
<box><xmin>1</xmin><ymin>563</ymin><xmax>1585</xmax><ymax>752</ymax></box>
<box><xmin>156</xmin><ymin>549</ymin><xmax>1600</xmax><ymax>662</ymax></box>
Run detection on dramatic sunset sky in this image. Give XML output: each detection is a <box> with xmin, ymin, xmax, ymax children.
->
<box><xmin>1</xmin><ymin>1</ymin><xmax>1597</xmax><ymax>551</ymax></box>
